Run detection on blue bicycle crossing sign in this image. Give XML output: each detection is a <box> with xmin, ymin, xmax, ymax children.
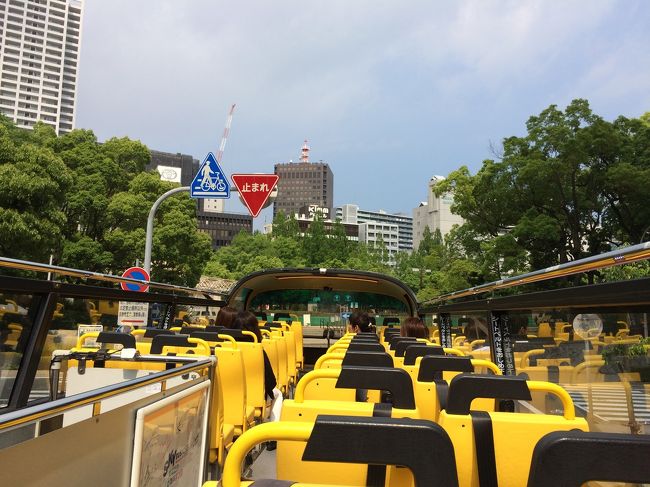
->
<box><xmin>190</xmin><ymin>152</ymin><xmax>231</xmax><ymax>198</ymax></box>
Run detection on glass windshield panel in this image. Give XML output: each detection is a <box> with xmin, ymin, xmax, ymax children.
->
<box><xmin>35</xmin><ymin>296</ymin><xmax>174</xmax><ymax>403</ymax></box>
<box><xmin>511</xmin><ymin>309</ymin><xmax>650</xmax><ymax>429</ymax></box>
<box><xmin>0</xmin><ymin>293</ymin><xmax>35</xmax><ymax>408</ymax></box>
<box><xmin>250</xmin><ymin>289</ymin><xmax>409</xmax><ymax>334</ymax></box>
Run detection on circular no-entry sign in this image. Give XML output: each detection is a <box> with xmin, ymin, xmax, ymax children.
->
<box><xmin>121</xmin><ymin>267</ymin><xmax>150</xmax><ymax>292</ymax></box>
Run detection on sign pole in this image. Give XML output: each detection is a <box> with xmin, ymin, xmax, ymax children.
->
<box><xmin>144</xmin><ymin>185</ymin><xmax>255</xmax><ymax>275</ymax></box>
<box><xmin>144</xmin><ymin>186</ymin><xmax>190</xmax><ymax>275</ymax></box>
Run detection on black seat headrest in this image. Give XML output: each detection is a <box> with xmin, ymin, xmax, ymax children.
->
<box><xmin>341</xmin><ymin>351</ymin><xmax>393</xmax><ymax>368</ymax></box>
<box><xmin>347</xmin><ymin>342</ymin><xmax>385</xmax><ymax>353</ymax></box>
<box><xmin>187</xmin><ymin>330</ymin><xmax>222</xmax><ymax>342</ymax></box>
<box><xmin>336</xmin><ymin>366</ymin><xmax>415</xmax><ymax>409</ymax></box>
<box><xmin>446</xmin><ymin>374</ymin><xmax>531</xmax><ymax>415</ymax></box>
<box><xmin>528</xmin><ymin>431</ymin><xmax>650</xmax><ymax>487</ymax></box>
<box><xmin>389</xmin><ymin>336</ymin><xmax>417</xmax><ymax>351</ymax></box>
<box><xmin>302</xmin><ymin>415</ymin><xmax>459</xmax><ymax>487</ymax></box>
<box><xmin>204</xmin><ymin>325</ymin><xmax>224</xmax><ymax>333</ymax></box>
<box><xmin>395</xmin><ymin>340</ymin><xmax>426</xmax><ymax>358</ymax></box>
<box><xmin>404</xmin><ymin>345</ymin><xmax>444</xmax><ymax>366</ymax></box>
<box><xmin>96</xmin><ymin>331</ymin><xmax>136</xmax><ymax>349</ymax></box>
<box><xmin>143</xmin><ymin>328</ymin><xmax>175</xmax><ymax>338</ymax></box>
<box><xmin>218</xmin><ymin>328</ymin><xmax>255</xmax><ymax>342</ymax></box>
<box><xmin>150</xmin><ymin>334</ymin><xmax>196</xmax><ymax>354</ymax></box>
<box><xmin>417</xmin><ymin>356</ymin><xmax>473</xmax><ymax>382</ymax></box>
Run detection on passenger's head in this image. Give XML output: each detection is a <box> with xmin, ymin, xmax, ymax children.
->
<box><xmin>216</xmin><ymin>306</ymin><xmax>238</xmax><ymax>328</ymax></box>
<box><xmin>349</xmin><ymin>311</ymin><xmax>371</xmax><ymax>333</ymax></box>
<box><xmin>233</xmin><ymin>310</ymin><xmax>262</xmax><ymax>342</ymax></box>
<box><xmin>400</xmin><ymin>317</ymin><xmax>428</xmax><ymax>338</ymax></box>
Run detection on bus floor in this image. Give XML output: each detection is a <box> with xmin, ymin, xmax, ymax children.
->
<box><xmin>244</xmin><ymin>448</ymin><xmax>276</xmax><ymax>479</ymax></box>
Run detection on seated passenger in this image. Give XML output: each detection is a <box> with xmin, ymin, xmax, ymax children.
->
<box><xmin>348</xmin><ymin>311</ymin><xmax>371</xmax><ymax>402</ymax></box>
<box><xmin>230</xmin><ymin>310</ymin><xmax>278</xmax><ymax>403</ymax></box>
<box><xmin>215</xmin><ymin>306</ymin><xmax>237</xmax><ymax>328</ymax></box>
<box><xmin>400</xmin><ymin>316</ymin><xmax>428</xmax><ymax>338</ymax></box>
<box><xmin>348</xmin><ymin>311</ymin><xmax>371</xmax><ymax>334</ymax></box>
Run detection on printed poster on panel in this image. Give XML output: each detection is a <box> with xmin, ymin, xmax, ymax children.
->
<box><xmin>131</xmin><ymin>381</ymin><xmax>209</xmax><ymax>487</ymax></box>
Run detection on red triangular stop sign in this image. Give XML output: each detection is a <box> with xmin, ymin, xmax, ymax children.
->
<box><xmin>231</xmin><ymin>174</ymin><xmax>279</xmax><ymax>217</ymax></box>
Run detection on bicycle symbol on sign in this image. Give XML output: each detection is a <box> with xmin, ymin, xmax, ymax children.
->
<box><xmin>200</xmin><ymin>164</ymin><xmax>226</xmax><ymax>192</ymax></box>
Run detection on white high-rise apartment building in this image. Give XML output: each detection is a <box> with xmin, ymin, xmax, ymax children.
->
<box><xmin>412</xmin><ymin>175</ymin><xmax>464</xmax><ymax>250</ymax></box>
<box><xmin>336</xmin><ymin>204</ymin><xmax>413</xmax><ymax>252</ymax></box>
<box><xmin>358</xmin><ymin>221</ymin><xmax>399</xmax><ymax>265</ymax></box>
<box><xmin>0</xmin><ymin>0</ymin><xmax>84</xmax><ymax>134</ymax></box>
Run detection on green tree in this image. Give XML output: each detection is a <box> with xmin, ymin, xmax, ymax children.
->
<box><xmin>301</xmin><ymin>215</ymin><xmax>328</xmax><ymax>266</ymax></box>
<box><xmin>437</xmin><ymin>99</ymin><xmax>650</xmax><ymax>279</ymax></box>
<box><xmin>0</xmin><ymin>122</ymin><xmax>73</xmax><ymax>261</ymax></box>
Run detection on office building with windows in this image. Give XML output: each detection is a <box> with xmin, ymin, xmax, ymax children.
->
<box><xmin>0</xmin><ymin>0</ymin><xmax>84</xmax><ymax>134</ymax></box>
<box><xmin>412</xmin><ymin>175</ymin><xmax>464</xmax><ymax>250</ymax></box>
<box><xmin>336</xmin><ymin>204</ymin><xmax>413</xmax><ymax>252</ymax></box>
<box><xmin>198</xmin><ymin>212</ymin><xmax>252</xmax><ymax>249</ymax></box>
<box><xmin>273</xmin><ymin>141</ymin><xmax>334</xmax><ymax>220</ymax></box>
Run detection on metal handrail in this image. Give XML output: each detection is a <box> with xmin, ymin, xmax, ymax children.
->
<box><xmin>0</xmin><ymin>256</ymin><xmax>229</xmax><ymax>298</ymax></box>
<box><xmin>425</xmin><ymin>242</ymin><xmax>650</xmax><ymax>305</ymax></box>
<box><xmin>0</xmin><ymin>357</ymin><xmax>213</xmax><ymax>431</ymax></box>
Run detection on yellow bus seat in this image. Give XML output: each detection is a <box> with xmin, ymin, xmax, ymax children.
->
<box><xmin>411</xmin><ymin>355</ymin><xmax>501</xmax><ymax>422</ymax></box>
<box><xmin>290</xmin><ymin>321</ymin><xmax>304</xmax><ymax>370</ymax></box>
<box><xmin>131</xmin><ymin>328</ymin><xmax>177</xmax><ymax>355</ymax></box>
<box><xmin>527</xmin><ymin>430</ymin><xmax>650</xmax><ymax>486</ymax></box>
<box><xmin>213</xmin><ymin>342</ymin><xmax>254</xmax><ymax>437</ymax></box>
<box><xmin>439</xmin><ymin>374</ymin><xmax>588</xmax><ymax>487</ymax></box>
<box><xmin>537</xmin><ymin>322</ymin><xmax>552</xmax><ymax>337</ymax></box>
<box><xmin>261</xmin><ymin>332</ymin><xmax>280</xmax><ymax>383</ymax></box>
<box><xmin>207</xmin><ymin>415</ymin><xmax>459</xmax><ymax>487</ymax></box>
<box><xmin>149</xmin><ymin>333</ymin><xmax>211</xmax><ymax>356</ymax></box>
<box><xmin>278</xmin><ymin>327</ymin><xmax>297</xmax><ymax>385</ymax></box>
<box><xmin>554</xmin><ymin>322</ymin><xmax>572</xmax><ymax>338</ymax></box>
<box><xmin>271</xmin><ymin>332</ymin><xmax>289</xmax><ymax>393</ymax></box>
<box><xmin>237</xmin><ymin>341</ymin><xmax>267</xmax><ymax>419</ymax></box>
<box><xmin>307</xmin><ymin>352</ymin><xmax>394</xmax><ymax>402</ymax></box>
<box><xmin>278</xmin><ymin>368</ymin><xmax>421</xmax><ymax>485</ymax></box>
<box><xmin>189</xmin><ymin>329</ymin><xmax>266</xmax><ymax>420</ymax></box>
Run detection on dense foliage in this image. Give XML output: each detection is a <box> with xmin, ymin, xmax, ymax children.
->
<box><xmin>436</xmin><ymin>100</ymin><xmax>650</xmax><ymax>287</ymax></box>
<box><xmin>206</xmin><ymin>100</ymin><xmax>650</xmax><ymax>300</ymax></box>
<box><xmin>0</xmin><ymin>117</ymin><xmax>211</xmax><ymax>286</ymax></box>
<box><xmin>2</xmin><ymin>99</ymin><xmax>648</xmax><ymax>296</ymax></box>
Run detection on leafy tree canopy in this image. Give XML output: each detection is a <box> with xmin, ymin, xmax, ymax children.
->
<box><xmin>0</xmin><ymin>117</ymin><xmax>212</xmax><ymax>286</ymax></box>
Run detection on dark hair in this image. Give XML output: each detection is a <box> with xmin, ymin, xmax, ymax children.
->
<box><xmin>401</xmin><ymin>317</ymin><xmax>428</xmax><ymax>338</ymax></box>
<box><xmin>216</xmin><ymin>306</ymin><xmax>238</xmax><ymax>328</ymax></box>
<box><xmin>233</xmin><ymin>310</ymin><xmax>262</xmax><ymax>342</ymax></box>
<box><xmin>349</xmin><ymin>311</ymin><xmax>371</xmax><ymax>333</ymax></box>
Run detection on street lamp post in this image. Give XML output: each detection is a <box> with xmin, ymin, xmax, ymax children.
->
<box><xmin>144</xmin><ymin>186</ymin><xmax>190</xmax><ymax>275</ymax></box>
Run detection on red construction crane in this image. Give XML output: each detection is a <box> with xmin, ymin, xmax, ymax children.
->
<box><xmin>216</xmin><ymin>103</ymin><xmax>236</xmax><ymax>164</ymax></box>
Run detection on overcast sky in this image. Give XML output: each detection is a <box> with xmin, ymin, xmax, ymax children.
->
<box><xmin>76</xmin><ymin>1</ymin><xmax>650</xmax><ymax>226</ymax></box>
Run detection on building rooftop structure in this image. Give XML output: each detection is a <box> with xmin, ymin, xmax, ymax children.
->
<box><xmin>273</xmin><ymin>141</ymin><xmax>334</xmax><ymax>220</ymax></box>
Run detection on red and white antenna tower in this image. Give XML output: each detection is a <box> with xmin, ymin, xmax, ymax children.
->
<box><xmin>216</xmin><ymin>104</ymin><xmax>236</xmax><ymax>164</ymax></box>
<box><xmin>300</xmin><ymin>139</ymin><xmax>310</xmax><ymax>163</ymax></box>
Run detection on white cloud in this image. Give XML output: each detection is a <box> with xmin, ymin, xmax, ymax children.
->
<box><xmin>75</xmin><ymin>0</ymin><xmax>650</xmax><ymax>218</ymax></box>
